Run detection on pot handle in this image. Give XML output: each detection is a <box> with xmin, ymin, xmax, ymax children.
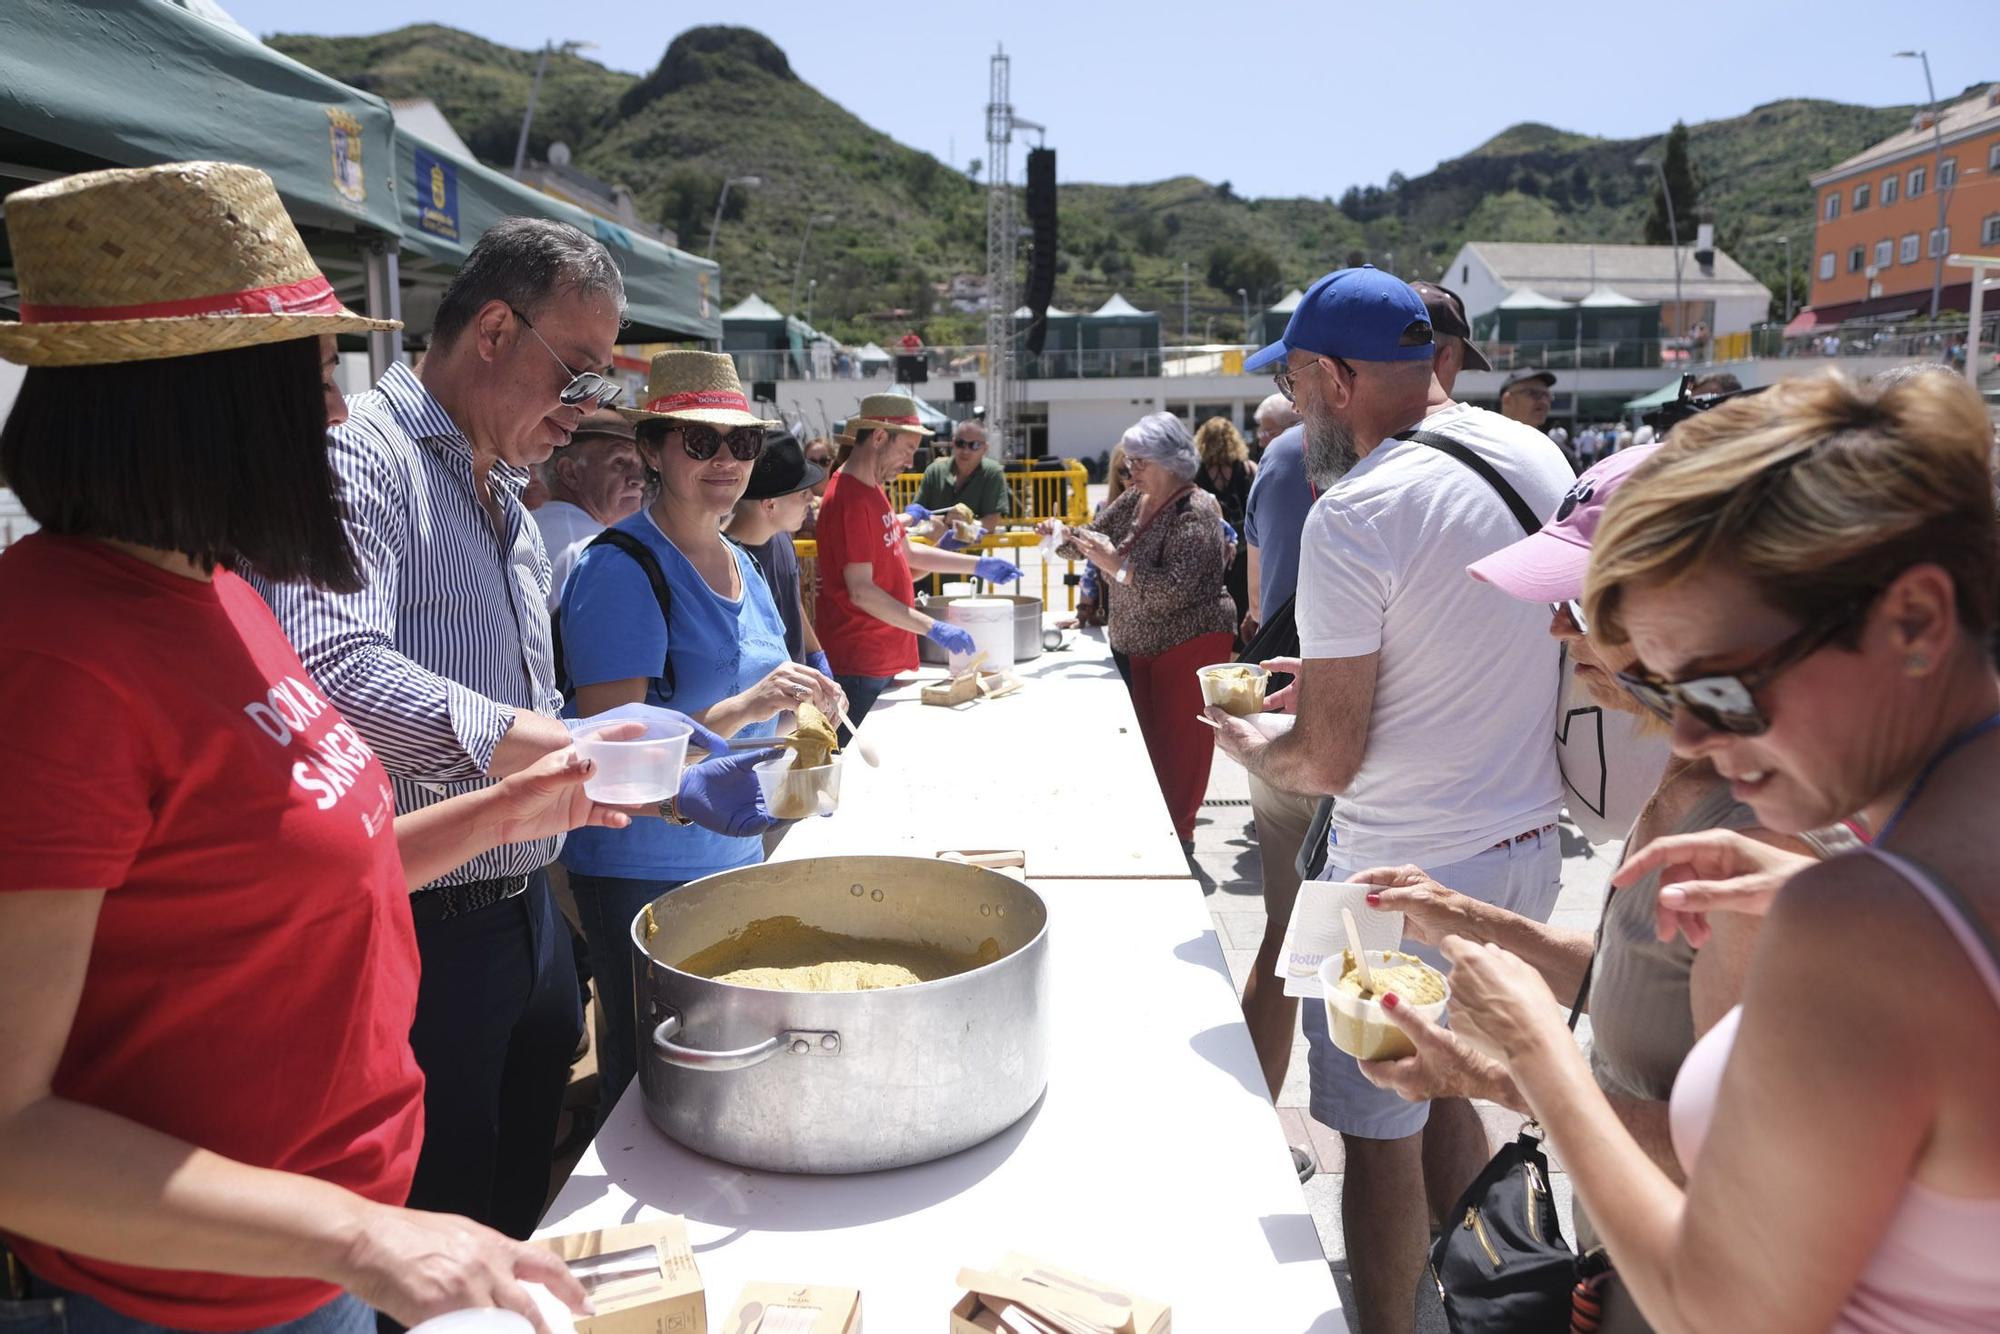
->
<box><xmin>650</xmin><ymin>1012</ymin><xmax>840</xmax><ymax>1070</ymax></box>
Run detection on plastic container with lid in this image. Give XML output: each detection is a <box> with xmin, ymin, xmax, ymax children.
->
<box><xmin>563</xmin><ymin>703</ymin><xmax>693</xmax><ymax>806</ymax></box>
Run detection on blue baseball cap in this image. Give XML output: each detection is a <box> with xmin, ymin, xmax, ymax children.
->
<box><xmin>1243</xmin><ymin>266</ymin><xmax>1435</xmax><ymax>372</ymax></box>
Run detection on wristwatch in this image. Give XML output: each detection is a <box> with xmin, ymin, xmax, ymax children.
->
<box><xmin>658</xmin><ymin>795</ymin><xmax>693</xmax><ymax>826</ymax></box>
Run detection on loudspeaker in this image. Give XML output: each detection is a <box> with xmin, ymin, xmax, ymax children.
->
<box><xmin>1024</xmin><ymin>147</ymin><xmax>1058</xmax><ymax>355</ymax></box>
<box><xmin>751</xmin><ymin>380</ymin><xmax>777</xmax><ymax>403</ymax></box>
<box><xmin>895</xmin><ymin>354</ymin><xmax>928</xmax><ymax>384</ymax></box>
<box><xmin>953</xmin><ymin>380</ymin><xmax>977</xmax><ymax>404</ymax></box>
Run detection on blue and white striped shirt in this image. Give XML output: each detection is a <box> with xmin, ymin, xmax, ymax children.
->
<box><xmin>249</xmin><ymin>363</ymin><xmax>561</xmax><ymax>888</ymax></box>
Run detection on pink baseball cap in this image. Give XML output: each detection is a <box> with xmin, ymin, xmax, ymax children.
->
<box><xmin>1467</xmin><ymin>444</ymin><xmax>1659</xmax><ymax>601</ymax></box>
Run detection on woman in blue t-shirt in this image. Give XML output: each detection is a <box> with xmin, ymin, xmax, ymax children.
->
<box><xmin>558</xmin><ymin>352</ymin><xmax>842</xmax><ymax>1107</ymax></box>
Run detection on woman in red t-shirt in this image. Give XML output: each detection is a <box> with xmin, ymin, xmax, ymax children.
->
<box><xmin>0</xmin><ymin>165</ymin><xmax>610</xmax><ymax>1334</ymax></box>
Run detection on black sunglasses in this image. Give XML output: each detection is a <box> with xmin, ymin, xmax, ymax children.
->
<box><xmin>676</xmin><ymin>423</ymin><xmax>766</xmax><ymax>462</ymax></box>
<box><xmin>1613</xmin><ymin>603</ymin><xmax>1861</xmax><ymax>737</ymax></box>
<box><xmin>509</xmin><ymin>305</ymin><xmax>622</xmax><ymax>409</ymax></box>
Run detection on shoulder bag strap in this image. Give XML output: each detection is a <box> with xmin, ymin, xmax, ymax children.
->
<box><xmin>567</xmin><ymin>528</ymin><xmax>677</xmax><ymax>701</ymax></box>
<box><xmin>1401</xmin><ymin>428</ymin><xmax>1543</xmax><ymax>537</ymax></box>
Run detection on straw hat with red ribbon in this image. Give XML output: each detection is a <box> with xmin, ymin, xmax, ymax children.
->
<box><xmin>838</xmin><ymin>392</ymin><xmax>935</xmax><ymax>443</ymax></box>
<box><xmin>0</xmin><ymin>161</ymin><xmax>397</xmax><ymax>368</ymax></box>
<box><xmin>617</xmin><ymin>349</ymin><xmax>779</xmax><ymax>429</ymax></box>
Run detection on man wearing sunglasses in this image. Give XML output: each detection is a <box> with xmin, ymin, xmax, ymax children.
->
<box><xmin>251</xmin><ymin>219</ymin><xmax>645</xmax><ymax>1242</ymax></box>
<box><xmin>915</xmin><ymin>420</ymin><xmax>1011</xmax><ymax>534</ymax></box>
<box><xmin>1208</xmin><ymin>265</ymin><xmax>1574</xmax><ymax>1334</ymax></box>
<box><xmin>816</xmin><ymin>393</ymin><xmax>1025</xmax><ymax>725</ymax></box>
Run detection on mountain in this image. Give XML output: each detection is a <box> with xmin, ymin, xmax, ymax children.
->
<box><xmin>268</xmin><ymin>24</ymin><xmax>1936</xmax><ymax>342</ymax></box>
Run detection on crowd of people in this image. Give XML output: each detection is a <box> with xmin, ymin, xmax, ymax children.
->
<box><xmin>1</xmin><ymin>157</ymin><xmax>1997</xmax><ymax>1334</ymax></box>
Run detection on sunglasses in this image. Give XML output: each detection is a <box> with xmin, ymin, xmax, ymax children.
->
<box><xmin>1274</xmin><ymin>355</ymin><xmax>1357</xmax><ymax>405</ymax></box>
<box><xmin>676</xmin><ymin>423</ymin><xmax>766</xmax><ymax>462</ymax></box>
<box><xmin>510</xmin><ymin>306</ymin><xmax>622</xmax><ymax>409</ymax></box>
<box><xmin>1613</xmin><ymin>603</ymin><xmax>1860</xmax><ymax>737</ymax></box>
<box><xmin>1552</xmin><ymin>599</ymin><xmax>1589</xmax><ymax>633</ymax></box>
<box><xmin>953</xmin><ymin>440</ymin><xmax>985</xmax><ymax>451</ymax></box>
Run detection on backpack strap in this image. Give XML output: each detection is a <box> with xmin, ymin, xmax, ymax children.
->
<box><xmin>1400</xmin><ymin>427</ymin><xmax>1543</xmax><ymax>537</ymax></box>
<box><xmin>554</xmin><ymin>528</ymin><xmax>676</xmax><ymax>701</ymax></box>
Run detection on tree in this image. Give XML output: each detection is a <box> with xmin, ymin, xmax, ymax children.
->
<box><xmin>966</xmin><ymin>158</ymin><xmax>982</xmax><ymax>182</ymax></box>
<box><xmin>1644</xmin><ymin>121</ymin><xmax>1701</xmax><ymax>246</ymax></box>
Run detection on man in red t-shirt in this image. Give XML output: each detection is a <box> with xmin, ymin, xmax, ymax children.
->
<box><xmin>814</xmin><ymin>393</ymin><xmax>1022</xmax><ymax>723</ymax></box>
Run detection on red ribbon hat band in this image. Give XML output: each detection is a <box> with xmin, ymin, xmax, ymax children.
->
<box><xmin>644</xmin><ymin>388</ymin><xmax>752</xmax><ymax>415</ymax></box>
<box><xmin>17</xmin><ymin>274</ymin><xmax>345</xmax><ymax>324</ymax></box>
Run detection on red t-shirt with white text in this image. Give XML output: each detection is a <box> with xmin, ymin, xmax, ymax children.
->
<box><xmin>813</xmin><ymin>471</ymin><xmax>919</xmax><ymax>676</ymax></box>
<box><xmin>0</xmin><ymin>536</ymin><xmax>423</xmax><ymax>1330</ymax></box>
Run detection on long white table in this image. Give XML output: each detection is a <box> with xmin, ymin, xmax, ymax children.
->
<box><xmin>770</xmin><ymin>629</ymin><xmax>1194</xmax><ymax>880</ymax></box>
<box><xmin>542</xmin><ymin>624</ymin><xmax>1346</xmax><ymax>1329</ymax></box>
<box><xmin>540</xmin><ymin>878</ymin><xmax>1344</xmax><ymax>1330</ymax></box>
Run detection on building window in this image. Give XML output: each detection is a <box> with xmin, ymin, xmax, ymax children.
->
<box><xmin>1908</xmin><ymin>165</ymin><xmax>1926</xmax><ymax>197</ymax></box>
<box><xmin>1991</xmin><ymin>142</ymin><xmax>2000</xmax><ymax>173</ymax></box>
<box><xmin>1939</xmin><ymin>158</ymin><xmax>1957</xmax><ymax>189</ymax></box>
<box><xmin>1881</xmin><ymin>174</ymin><xmax>1899</xmax><ymax>205</ymax></box>
<box><xmin>1853</xmin><ymin>182</ymin><xmax>1870</xmax><ymax>210</ymax></box>
<box><xmin>1983</xmin><ymin>215</ymin><xmax>2000</xmax><ymax>247</ymax></box>
<box><xmin>1461</xmin><ymin>265</ymin><xmax>1469</xmax><ymax>284</ymax></box>
<box><xmin>1874</xmin><ymin>239</ymin><xmax>1893</xmax><ymax>269</ymax></box>
<box><xmin>1824</xmin><ymin>191</ymin><xmax>1841</xmax><ymax>220</ymax></box>
<box><xmin>1928</xmin><ymin>226</ymin><xmax>1950</xmax><ymax>258</ymax></box>
<box><xmin>1901</xmin><ymin>233</ymin><xmax>1921</xmax><ymax>264</ymax></box>
<box><xmin>1848</xmin><ymin>246</ymin><xmax>1865</xmax><ymax>273</ymax></box>
<box><xmin>1819</xmin><ymin>252</ymin><xmax>1836</xmax><ymax>281</ymax></box>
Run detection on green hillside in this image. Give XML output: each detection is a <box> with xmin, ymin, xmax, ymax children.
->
<box><xmin>268</xmin><ymin>24</ymin><xmax>1933</xmax><ymax>343</ymax></box>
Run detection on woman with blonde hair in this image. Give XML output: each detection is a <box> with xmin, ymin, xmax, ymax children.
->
<box><xmin>1194</xmin><ymin>416</ymin><xmax>1255</xmax><ymax>634</ymax></box>
<box><xmin>1443</xmin><ymin>371</ymin><xmax>2000</xmax><ymax>1332</ymax></box>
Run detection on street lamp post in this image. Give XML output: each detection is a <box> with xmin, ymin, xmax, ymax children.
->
<box><xmin>1894</xmin><ymin>50</ymin><xmax>1950</xmax><ymax>321</ymax></box>
<box><xmin>790</xmin><ymin>212</ymin><xmax>836</xmax><ymax>319</ymax></box>
<box><xmin>804</xmin><ymin>278</ymin><xmax>818</xmax><ymax>329</ymax></box>
<box><xmin>1638</xmin><ymin>156</ymin><xmax>1686</xmax><ymax>349</ymax></box>
<box><xmin>1236</xmin><ymin>288</ymin><xmax>1250</xmax><ymax>343</ymax></box>
<box><xmin>706</xmin><ymin>174</ymin><xmax>763</xmax><ymax>258</ymax></box>
<box><xmin>513</xmin><ymin>40</ymin><xmax>592</xmax><ymax>175</ymax></box>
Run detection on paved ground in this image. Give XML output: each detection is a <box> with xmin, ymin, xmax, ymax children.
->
<box><xmin>1192</xmin><ymin>742</ymin><xmax>1614</xmax><ymax>1329</ymax></box>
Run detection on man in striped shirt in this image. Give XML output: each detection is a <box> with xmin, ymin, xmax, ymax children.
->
<box><xmin>252</xmin><ymin>218</ymin><xmax>626</xmax><ymax>1242</ymax></box>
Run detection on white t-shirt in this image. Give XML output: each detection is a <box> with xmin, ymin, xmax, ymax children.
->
<box><xmin>1296</xmin><ymin>402</ymin><xmax>1574</xmax><ymax>867</ymax></box>
<box><xmin>529</xmin><ymin>500</ymin><xmax>602</xmax><ymax>612</ymax></box>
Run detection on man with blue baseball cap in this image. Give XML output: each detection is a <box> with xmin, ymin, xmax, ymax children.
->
<box><xmin>1214</xmin><ymin>267</ymin><xmax>1574</xmax><ymax>1333</ymax></box>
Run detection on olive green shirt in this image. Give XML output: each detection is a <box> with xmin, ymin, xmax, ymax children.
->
<box><xmin>916</xmin><ymin>455</ymin><xmax>1011</xmax><ymax>520</ymax></box>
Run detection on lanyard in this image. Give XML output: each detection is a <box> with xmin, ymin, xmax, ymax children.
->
<box><xmin>1876</xmin><ymin>710</ymin><xmax>2000</xmax><ymax>843</ymax></box>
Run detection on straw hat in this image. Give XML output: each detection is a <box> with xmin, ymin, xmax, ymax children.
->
<box><xmin>617</xmin><ymin>349</ymin><xmax>779</xmax><ymax>429</ymax></box>
<box><xmin>0</xmin><ymin>161</ymin><xmax>397</xmax><ymax>368</ymax></box>
<box><xmin>838</xmin><ymin>392</ymin><xmax>935</xmax><ymax>444</ymax></box>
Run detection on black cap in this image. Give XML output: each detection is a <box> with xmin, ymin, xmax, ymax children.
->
<box><xmin>743</xmin><ymin>433</ymin><xmax>826</xmax><ymax>500</ymax></box>
<box><xmin>1500</xmin><ymin>368</ymin><xmax>1557</xmax><ymax>392</ymax></box>
<box><xmin>1408</xmin><ymin>281</ymin><xmax>1493</xmax><ymax>372</ymax></box>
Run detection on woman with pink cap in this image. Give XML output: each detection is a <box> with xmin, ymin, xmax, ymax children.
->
<box><xmin>1350</xmin><ymin>444</ymin><xmax>1850</xmax><ymax>1332</ymax></box>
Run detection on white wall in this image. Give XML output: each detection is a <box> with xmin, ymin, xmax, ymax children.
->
<box><xmin>1711</xmin><ymin>295</ymin><xmax>1769</xmax><ymax>337</ymax></box>
<box><xmin>1048</xmin><ymin>398</ymin><xmax>1166</xmax><ymax>458</ymax></box>
<box><xmin>1440</xmin><ymin>245</ymin><xmax>1510</xmax><ymax>320</ymax></box>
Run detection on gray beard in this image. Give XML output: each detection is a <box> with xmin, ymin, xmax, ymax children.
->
<box><xmin>1304</xmin><ymin>410</ymin><xmax>1359</xmax><ymax>489</ymax></box>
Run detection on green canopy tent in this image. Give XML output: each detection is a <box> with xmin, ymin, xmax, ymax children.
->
<box><xmin>1622</xmin><ymin>377</ymin><xmax>1687</xmax><ymax>416</ymax></box>
<box><xmin>394</xmin><ymin>129</ymin><xmax>720</xmax><ymax>346</ymax></box>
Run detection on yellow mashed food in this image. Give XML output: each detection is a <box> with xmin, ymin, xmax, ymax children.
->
<box><xmin>789</xmin><ymin>700</ymin><xmax>838</xmax><ymax>770</ymax></box>
<box><xmin>1201</xmin><ymin>665</ymin><xmax>1266</xmax><ymax>716</ymax></box>
<box><xmin>677</xmin><ymin>916</ymin><xmax>1004</xmax><ymax>993</ymax></box>
<box><xmin>713</xmin><ymin>961</ymin><xmax>926</xmax><ymax>991</ymax></box>
<box><xmin>1326</xmin><ymin>949</ymin><xmax>1448</xmax><ymax>1061</ymax></box>
<box><xmin>1335</xmin><ymin>949</ymin><xmax>1447</xmax><ymax>1004</ymax></box>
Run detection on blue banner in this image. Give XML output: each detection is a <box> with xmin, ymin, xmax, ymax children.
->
<box><xmin>413</xmin><ymin>146</ymin><xmax>459</xmax><ymax>241</ymax></box>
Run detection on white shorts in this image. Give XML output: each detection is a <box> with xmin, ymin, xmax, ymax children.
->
<box><xmin>1303</xmin><ymin>828</ymin><xmax>1562</xmax><ymax>1140</ymax></box>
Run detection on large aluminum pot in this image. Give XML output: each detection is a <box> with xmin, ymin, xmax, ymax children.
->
<box><xmin>917</xmin><ymin>593</ymin><xmax>1045</xmax><ymax>664</ymax></box>
<box><xmin>632</xmin><ymin>855</ymin><xmax>1049</xmax><ymax>1174</ymax></box>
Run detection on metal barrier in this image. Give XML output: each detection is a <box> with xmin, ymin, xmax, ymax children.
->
<box><xmin>796</xmin><ymin>460</ymin><xmax>1093</xmax><ymax>616</ymax></box>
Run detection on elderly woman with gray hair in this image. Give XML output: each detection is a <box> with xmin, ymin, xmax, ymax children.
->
<box><xmin>1042</xmin><ymin>412</ymin><xmax>1235</xmax><ymax>849</ymax></box>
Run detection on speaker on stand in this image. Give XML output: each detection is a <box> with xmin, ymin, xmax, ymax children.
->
<box><xmin>1023</xmin><ymin>147</ymin><xmax>1058</xmax><ymax>356</ymax></box>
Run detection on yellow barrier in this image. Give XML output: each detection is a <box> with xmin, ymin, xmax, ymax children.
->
<box><xmin>796</xmin><ymin>460</ymin><xmax>1094</xmax><ymax>614</ymax></box>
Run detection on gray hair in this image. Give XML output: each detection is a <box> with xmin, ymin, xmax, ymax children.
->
<box><xmin>431</xmin><ymin>216</ymin><xmax>627</xmax><ymax>346</ymax></box>
<box><xmin>1120</xmin><ymin>411</ymin><xmax>1199</xmax><ymax>480</ymax></box>
<box><xmin>1871</xmin><ymin>361</ymin><xmax>1956</xmax><ymax>389</ymax></box>
<box><xmin>1255</xmin><ymin>392</ymin><xmax>1300</xmax><ymax>429</ymax></box>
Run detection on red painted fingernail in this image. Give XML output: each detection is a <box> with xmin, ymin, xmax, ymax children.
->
<box><xmin>1365</xmin><ymin>892</ymin><xmax>1382</xmax><ymax>906</ymax></box>
<box><xmin>1381</xmin><ymin>992</ymin><xmax>1400</xmax><ymax>1009</ymax></box>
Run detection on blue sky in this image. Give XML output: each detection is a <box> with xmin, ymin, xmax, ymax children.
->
<box><xmin>221</xmin><ymin>0</ymin><xmax>1994</xmax><ymax>199</ymax></box>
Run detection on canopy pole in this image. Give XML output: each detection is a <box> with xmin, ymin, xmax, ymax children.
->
<box><xmin>1948</xmin><ymin>254</ymin><xmax>1996</xmax><ymax>387</ymax></box>
<box><xmin>364</xmin><ymin>238</ymin><xmax>404</xmax><ymax>379</ymax></box>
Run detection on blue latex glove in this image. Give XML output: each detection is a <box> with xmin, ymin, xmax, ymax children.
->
<box><xmin>676</xmin><ymin>748</ymin><xmax>780</xmax><ymax>837</ymax></box>
<box><xmin>660</xmin><ymin>710</ymin><xmax>731</xmax><ymax>757</ymax></box>
<box><xmin>926</xmin><ymin>620</ymin><xmax>977</xmax><ymax>656</ymax></box>
<box><xmin>937</xmin><ymin>528</ymin><xmax>967</xmax><ymax>552</ymax></box>
<box><xmin>804</xmin><ymin>650</ymin><xmax>833</xmax><ymax>677</ymax></box>
<box><xmin>1220</xmin><ymin>520</ymin><xmax>1238</xmax><ymax>546</ymax></box>
<box><xmin>903</xmin><ymin>503</ymin><xmax>932</xmax><ymax>521</ymax></box>
<box><xmin>973</xmin><ymin>557</ymin><xmax>1022</xmax><ymax>583</ymax></box>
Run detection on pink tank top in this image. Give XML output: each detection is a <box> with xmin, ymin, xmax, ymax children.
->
<box><xmin>1669</xmin><ymin>849</ymin><xmax>2000</xmax><ymax>1332</ymax></box>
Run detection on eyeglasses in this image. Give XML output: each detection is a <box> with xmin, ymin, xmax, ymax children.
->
<box><xmin>1274</xmin><ymin>355</ymin><xmax>1356</xmax><ymax>405</ymax></box>
<box><xmin>1552</xmin><ymin>599</ymin><xmax>1589</xmax><ymax>633</ymax></box>
<box><xmin>676</xmin><ymin>423</ymin><xmax>766</xmax><ymax>462</ymax></box>
<box><xmin>509</xmin><ymin>306</ymin><xmax>622</xmax><ymax>409</ymax></box>
<box><xmin>953</xmin><ymin>440</ymin><xmax>984</xmax><ymax>451</ymax></box>
<box><xmin>1612</xmin><ymin>603</ymin><xmax>1861</xmax><ymax>737</ymax></box>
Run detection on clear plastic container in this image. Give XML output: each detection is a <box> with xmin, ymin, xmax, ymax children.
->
<box><xmin>563</xmin><ymin>703</ymin><xmax>693</xmax><ymax>806</ymax></box>
<box><xmin>1318</xmin><ymin>949</ymin><xmax>1450</xmax><ymax>1061</ymax></box>
<box><xmin>1197</xmin><ymin>662</ymin><xmax>1269</xmax><ymax>716</ymax></box>
<box><xmin>755</xmin><ymin>752</ymin><xmax>844</xmax><ymax>820</ymax></box>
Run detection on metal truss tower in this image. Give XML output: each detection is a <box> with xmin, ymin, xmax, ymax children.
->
<box><xmin>983</xmin><ymin>47</ymin><xmax>1035</xmax><ymax>459</ymax></box>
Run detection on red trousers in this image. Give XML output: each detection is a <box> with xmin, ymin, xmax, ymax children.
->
<box><xmin>1125</xmin><ymin>631</ymin><xmax>1234</xmax><ymax>844</ymax></box>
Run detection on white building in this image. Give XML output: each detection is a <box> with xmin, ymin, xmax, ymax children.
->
<box><xmin>1441</xmin><ymin>239</ymin><xmax>1771</xmax><ymax>338</ymax></box>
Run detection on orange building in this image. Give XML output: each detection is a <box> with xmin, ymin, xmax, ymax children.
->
<box><xmin>1804</xmin><ymin>84</ymin><xmax>2000</xmax><ymax>323</ymax></box>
